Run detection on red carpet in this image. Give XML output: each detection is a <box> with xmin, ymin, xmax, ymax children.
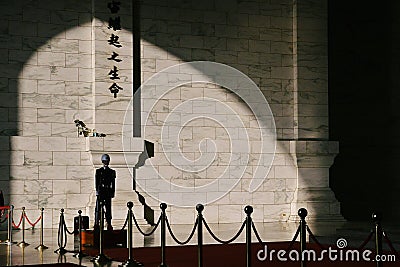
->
<box><xmin>83</xmin><ymin>242</ymin><xmax>398</xmax><ymax>267</ymax></box>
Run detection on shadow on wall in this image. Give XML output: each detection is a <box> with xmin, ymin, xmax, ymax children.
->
<box><xmin>0</xmin><ymin>0</ymin><xmax>336</xmax><ymax>221</ymax></box>
<box><xmin>0</xmin><ymin>0</ymin><xmax>98</xmax><ymax>204</ymax></box>
<box><xmin>0</xmin><ymin>0</ymin><xmax>285</xmax><ymax>194</ymax></box>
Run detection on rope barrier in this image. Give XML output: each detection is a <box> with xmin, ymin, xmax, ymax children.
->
<box><xmin>63</xmin><ymin>219</ymin><xmax>75</xmax><ymax>235</ymax></box>
<box><xmin>97</xmin><ymin>212</ymin><xmax>129</xmax><ymax>235</ymax></box>
<box><xmin>119</xmin><ymin>201</ymin><xmax>142</xmax><ymax>266</ymax></box>
<box><xmin>55</xmin><ymin>209</ymin><xmax>68</xmax><ymax>254</ymax></box>
<box><xmin>383</xmin><ymin>231</ymin><xmax>400</xmax><ymax>258</ymax></box>
<box><xmin>3</xmin><ymin>202</ymin><xmax>400</xmax><ymax>267</ymax></box>
<box><xmin>286</xmin><ymin>225</ymin><xmax>301</xmax><ymax>251</ymax></box>
<box><xmin>166</xmin><ymin>216</ymin><xmax>198</xmax><ymax>245</ymax></box>
<box><xmin>12</xmin><ymin>211</ymin><xmax>23</xmax><ymax>229</ymax></box>
<box><xmin>59</xmin><ymin>214</ymin><xmax>67</xmax><ymax>247</ymax></box>
<box><xmin>358</xmin><ymin>230</ymin><xmax>374</xmax><ymax>250</ymax></box>
<box><xmin>251</xmin><ymin>221</ymin><xmax>265</xmax><ymax>245</ymax></box>
<box><xmin>306</xmin><ymin>225</ymin><xmax>326</xmax><ymax>250</ymax></box>
<box><xmin>16</xmin><ymin>207</ymin><xmax>30</xmax><ymax>247</ymax></box>
<box><xmin>24</xmin><ymin>212</ymin><xmax>42</xmax><ymax>228</ymax></box>
<box><xmin>118</xmin><ymin>212</ymin><xmax>129</xmax><ymax>232</ymax></box>
<box><xmin>0</xmin><ymin>207</ymin><xmax>41</xmax><ymax>228</ymax></box>
<box><xmin>203</xmin><ymin>217</ymin><xmax>246</xmax><ymax>244</ymax></box>
<box><xmin>132</xmin><ymin>213</ymin><xmax>161</xmax><ymax>237</ymax></box>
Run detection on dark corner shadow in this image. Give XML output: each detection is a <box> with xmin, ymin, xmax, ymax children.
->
<box><xmin>328</xmin><ymin>0</ymin><xmax>400</xmax><ymax>221</ymax></box>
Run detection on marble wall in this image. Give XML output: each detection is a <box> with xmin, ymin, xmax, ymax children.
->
<box><xmin>0</xmin><ymin>0</ymin><xmax>135</xmax><ymax>227</ymax></box>
<box><xmin>137</xmin><ymin>0</ymin><xmax>341</xmax><ymax>223</ymax></box>
<box><xmin>0</xmin><ymin>0</ymin><xmax>342</xmax><ymax>227</ymax></box>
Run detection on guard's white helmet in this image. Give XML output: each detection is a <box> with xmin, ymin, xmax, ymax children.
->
<box><xmin>101</xmin><ymin>154</ymin><xmax>110</xmax><ymax>163</ymax></box>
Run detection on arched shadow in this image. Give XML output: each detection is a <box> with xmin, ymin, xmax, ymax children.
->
<box><xmin>0</xmin><ymin>0</ymin><xmax>337</xmax><ymax>223</ymax></box>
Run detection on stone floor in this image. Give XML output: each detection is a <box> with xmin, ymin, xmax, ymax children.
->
<box><xmin>0</xmin><ymin>219</ymin><xmax>398</xmax><ymax>266</ymax></box>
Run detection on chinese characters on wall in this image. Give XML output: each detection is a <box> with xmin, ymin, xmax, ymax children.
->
<box><xmin>107</xmin><ymin>0</ymin><xmax>123</xmax><ymax>98</ymax></box>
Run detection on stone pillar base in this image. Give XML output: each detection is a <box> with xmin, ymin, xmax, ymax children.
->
<box><xmin>289</xmin><ymin>140</ymin><xmax>345</xmax><ymax>222</ymax></box>
<box><xmin>289</xmin><ymin>188</ymin><xmax>345</xmax><ymax>222</ymax></box>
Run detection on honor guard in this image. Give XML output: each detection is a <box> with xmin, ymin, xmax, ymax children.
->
<box><xmin>94</xmin><ymin>154</ymin><xmax>116</xmax><ymax>230</ymax></box>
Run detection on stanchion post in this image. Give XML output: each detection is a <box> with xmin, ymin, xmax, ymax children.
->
<box><xmin>9</xmin><ymin>205</ymin><xmax>16</xmax><ymax>245</ymax></box>
<box><xmin>91</xmin><ymin>201</ymin><xmax>111</xmax><ymax>264</ymax></box>
<box><xmin>159</xmin><ymin>203</ymin><xmax>168</xmax><ymax>267</ymax></box>
<box><xmin>373</xmin><ymin>212</ymin><xmax>383</xmax><ymax>267</ymax></box>
<box><xmin>1</xmin><ymin>205</ymin><xmax>16</xmax><ymax>245</ymax></box>
<box><xmin>55</xmin><ymin>208</ymin><xmax>67</xmax><ymax>255</ymax></box>
<box><xmin>128</xmin><ymin>202</ymin><xmax>133</xmax><ymax>260</ymax></box>
<box><xmin>245</xmin><ymin>206</ymin><xmax>253</xmax><ymax>267</ymax></box>
<box><xmin>7</xmin><ymin>243</ymin><xmax>12</xmax><ymax>265</ymax></box>
<box><xmin>74</xmin><ymin>210</ymin><xmax>86</xmax><ymax>258</ymax></box>
<box><xmin>298</xmin><ymin>208</ymin><xmax>308</xmax><ymax>267</ymax></box>
<box><xmin>119</xmin><ymin>201</ymin><xmax>143</xmax><ymax>267</ymax></box>
<box><xmin>17</xmin><ymin>207</ymin><xmax>29</xmax><ymax>247</ymax></box>
<box><xmin>196</xmin><ymin>204</ymin><xmax>204</xmax><ymax>267</ymax></box>
<box><xmin>35</xmin><ymin>208</ymin><xmax>48</xmax><ymax>250</ymax></box>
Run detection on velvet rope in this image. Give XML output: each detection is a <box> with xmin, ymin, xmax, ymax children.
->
<box><xmin>117</xmin><ymin>212</ymin><xmax>129</xmax><ymax>232</ymax></box>
<box><xmin>203</xmin><ymin>217</ymin><xmax>246</xmax><ymax>244</ymax></box>
<box><xmin>62</xmin><ymin>217</ymin><xmax>75</xmax><ymax>235</ymax></box>
<box><xmin>286</xmin><ymin>225</ymin><xmax>301</xmax><ymax>251</ymax></box>
<box><xmin>166</xmin><ymin>216</ymin><xmax>198</xmax><ymax>245</ymax></box>
<box><xmin>383</xmin><ymin>231</ymin><xmax>400</xmax><ymax>258</ymax></box>
<box><xmin>358</xmin><ymin>230</ymin><xmax>374</xmax><ymax>250</ymax></box>
<box><xmin>306</xmin><ymin>225</ymin><xmax>326</xmax><ymax>250</ymax></box>
<box><xmin>24</xmin><ymin>213</ymin><xmax>42</xmax><ymax>227</ymax></box>
<box><xmin>251</xmin><ymin>221</ymin><xmax>265</xmax><ymax>245</ymax></box>
<box><xmin>12</xmin><ymin>211</ymin><xmax>23</xmax><ymax>229</ymax></box>
<box><xmin>132</xmin><ymin>213</ymin><xmax>161</xmax><ymax>237</ymax></box>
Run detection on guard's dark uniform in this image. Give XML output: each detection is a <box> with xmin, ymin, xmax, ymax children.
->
<box><xmin>94</xmin><ymin>165</ymin><xmax>116</xmax><ymax>228</ymax></box>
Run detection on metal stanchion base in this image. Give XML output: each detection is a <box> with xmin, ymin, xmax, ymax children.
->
<box><xmin>54</xmin><ymin>247</ymin><xmax>68</xmax><ymax>255</ymax></box>
<box><xmin>17</xmin><ymin>241</ymin><xmax>30</xmax><ymax>248</ymax></box>
<box><xmin>159</xmin><ymin>264</ymin><xmax>168</xmax><ymax>267</ymax></box>
<box><xmin>119</xmin><ymin>259</ymin><xmax>143</xmax><ymax>267</ymax></box>
<box><xmin>91</xmin><ymin>253</ymin><xmax>112</xmax><ymax>264</ymax></box>
<box><xmin>35</xmin><ymin>244</ymin><xmax>49</xmax><ymax>250</ymax></box>
<box><xmin>0</xmin><ymin>240</ymin><xmax>17</xmax><ymax>246</ymax></box>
